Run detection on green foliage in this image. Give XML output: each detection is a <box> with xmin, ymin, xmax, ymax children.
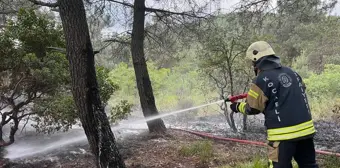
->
<box><xmin>0</xmin><ymin>8</ymin><xmax>72</xmax><ymax>134</ymax></box>
<box><xmin>94</xmin><ymin>0</ymin><xmax>340</xmax><ymax>126</ymax></box>
<box><xmin>97</xmin><ymin>64</ymin><xmax>133</xmax><ymax>123</ymax></box>
<box><xmin>96</xmin><ymin>66</ymin><xmax>119</xmax><ymax>104</ymax></box>
<box><xmin>7</xmin><ymin>9</ymin><xmax>65</xmax><ymax>57</ymax></box>
<box><xmin>197</xmin><ymin>14</ymin><xmax>258</xmax><ymax>97</ymax></box>
<box><xmin>179</xmin><ymin>140</ymin><xmax>214</xmax><ymax>162</ymax></box>
<box><xmin>108</xmin><ymin>60</ymin><xmax>212</xmax><ymax>112</ymax></box>
<box><xmin>290</xmin><ymin>16</ymin><xmax>340</xmax><ymax>72</ymax></box>
<box><xmin>304</xmin><ymin>64</ymin><xmax>340</xmax><ymax>99</ymax></box>
<box><xmin>303</xmin><ymin>64</ymin><xmax>340</xmax><ymax>118</ymax></box>
<box><xmin>108</xmin><ymin>62</ymin><xmax>137</xmax><ymax>104</ymax></box>
<box><xmin>110</xmin><ymin>100</ymin><xmax>133</xmax><ymax>123</ymax></box>
<box><xmin>156</xmin><ymin>58</ymin><xmax>211</xmax><ymax>111</ymax></box>
<box><xmin>0</xmin><ymin>9</ymin><xmax>131</xmax><ymax>137</ymax></box>
<box><xmin>291</xmin><ymin>53</ymin><xmax>313</xmax><ymax>78</ymax></box>
<box><xmin>32</xmin><ymin>93</ymin><xmax>77</xmax><ymax>134</ymax></box>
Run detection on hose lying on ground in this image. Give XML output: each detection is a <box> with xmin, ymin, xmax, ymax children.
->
<box><xmin>172</xmin><ymin>128</ymin><xmax>340</xmax><ymax>157</ymax></box>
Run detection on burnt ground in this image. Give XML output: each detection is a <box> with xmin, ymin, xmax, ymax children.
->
<box><xmin>2</xmin><ymin>128</ymin><xmax>340</xmax><ymax>168</ymax></box>
<box><xmin>1</xmin><ymin>114</ymin><xmax>340</xmax><ymax>168</ymax></box>
<box><xmin>0</xmin><ymin>130</ymin><xmax>267</xmax><ymax>168</ymax></box>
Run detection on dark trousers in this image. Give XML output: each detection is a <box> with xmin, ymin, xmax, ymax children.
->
<box><xmin>268</xmin><ymin>138</ymin><xmax>318</xmax><ymax>168</ymax></box>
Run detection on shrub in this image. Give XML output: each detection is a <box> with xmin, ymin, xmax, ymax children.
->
<box><xmin>304</xmin><ymin>64</ymin><xmax>340</xmax><ymax>118</ymax></box>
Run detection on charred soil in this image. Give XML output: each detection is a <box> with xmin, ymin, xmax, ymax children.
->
<box><xmin>1</xmin><ymin>129</ymin><xmax>338</xmax><ymax>168</ymax></box>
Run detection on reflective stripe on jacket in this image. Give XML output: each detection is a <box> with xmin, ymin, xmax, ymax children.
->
<box><xmin>238</xmin><ymin>64</ymin><xmax>315</xmax><ymax>141</ymax></box>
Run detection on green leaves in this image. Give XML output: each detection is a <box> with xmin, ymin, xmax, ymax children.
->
<box><xmin>96</xmin><ymin>66</ymin><xmax>119</xmax><ymax>104</ymax></box>
<box><xmin>0</xmin><ymin>8</ymin><xmax>74</xmax><ymax>134</ymax></box>
<box><xmin>304</xmin><ymin>64</ymin><xmax>340</xmax><ymax>98</ymax></box>
<box><xmin>9</xmin><ymin>9</ymin><xmax>65</xmax><ymax>56</ymax></box>
<box><xmin>107</xmin><ymin>60</ymin><xmax>211</xmax><ymax>113</ymax></box>
<box><xmin>1</xmin><ymin>8</ymin><xmax>130</xmax><ymax>134</ymax></box>
<box><xmin>32</xmin><ymin>92</ymin><xmax>77</xmax><ymax>134</ymax></box>
<box><xmin>303</xmin><ymin>64</ymin><xmax>340</xmax><ymax>118</ymax></box>
<box><xmin>110</xmin><ymin>100</ymin><xmax>133</xmax><ymax>123</ymax></box>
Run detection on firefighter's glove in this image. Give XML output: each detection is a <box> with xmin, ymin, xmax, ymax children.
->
<box><xmin>230</xmin><ymin>102</ymin><xmax>241</xmax><ymax>113</ymax></box>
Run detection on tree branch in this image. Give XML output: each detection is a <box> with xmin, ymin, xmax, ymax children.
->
<box><xmin>3</xmin><ymin>117</ymin><xmax>11</xmax><ymax>126</ymax></box>
<box><xmin>0</xmin><ymin>104</ymin><xmax>9</xmax><ymax>111</ymax></box>
<box><xmin>103</xmin><ymin>38</ymin><xmax>130</xmax><ymax>45</ymax></box>
<box><xmin>10</xmin><ymin>76</ymin><xmax>25</xmax><ymax>99</ymax></box>
<box><xmin>0</xmin><ymin>9</ymin><xmax>17</xmax><ymax>15</ymax></box>
<box><xmin>235</xmin><ymin>0</ymin><xmax>269</xmax><ymax>11</ymax></box>
<box><xmin>146</xmin><ymin>7</ymin><xmax>207</xmax><ymax>19</ymax></box>
<box><xmin>1</xmin><ymin>111</ymin><xmax>13</xmax><ymax>126</ymax></box>
<box><xmin>15</xmin><ymin>92</ymin><xmax>36</xmax><ymax>110</ymax></box>
<box><xmin>27</xmin><ymin>0</ymin><xmax>59</xmax><ymax>7</ymax></box>
<box><xmin>20</xmin><ymin>115</ymin><xmax>30</xmax><ymax>134</ymax></box>
<box><xmin>107</xmin><ymin>0</ymin><xmax>207</xmax><ymax>18</ymax></box>
<box><xmin>208</xmin><ymin>72</ymin><xmax>226</xmax><ymax>89</ymax></box>
<box><xmin>18</xmin><ymin>112</ymin><xmax>36</xmax><ymax>120</ymax></box>
<box><xmin>106</xmin><ymin>0</ymin><xmax>133</xmax><ymax>8</ymax></box>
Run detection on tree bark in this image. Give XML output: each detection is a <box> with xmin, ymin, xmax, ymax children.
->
<box><xmin>242</xmin><ymin>82</ymin><xmax>248</xmax><ymax>131</ymax></box>
<box><xmin>131</xmin><ymin>0</ymin><xmax>166</xmax><ymax>133</ymax></box>
<box><xmin>0</xmin><ymin>111</ymin><xmax>19</xmax><ymax>147</ymax></box>
<box><xmin>227</xmin><ymin>64</ymin><xmax>237</xmax><ymax>132</ymax></box>
<box><xmin>58</xmin><ymin>0</ymin><xmax>125</xmax><ymax>167</ymax></box>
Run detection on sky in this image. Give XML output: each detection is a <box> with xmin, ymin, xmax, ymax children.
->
<box><xmin>101</xmin><ymin>0</ymin><xmax>340</xmax><ymax>36</ymax></box>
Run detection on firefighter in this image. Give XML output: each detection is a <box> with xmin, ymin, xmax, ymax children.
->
<box><xmin>228</xmin><ymin>41</ymin><xmax>318</xmax><ymax>168</ymax></box>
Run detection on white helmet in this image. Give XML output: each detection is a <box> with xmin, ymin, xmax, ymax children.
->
<box><xmin>246</xmin><ymin>41</ymin><xmax>275</xmax><ymax>62</ymax></box>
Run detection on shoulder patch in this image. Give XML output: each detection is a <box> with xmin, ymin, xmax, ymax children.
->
<box><xmin>278</xmin><ymin>73</ymin><xmax>293</xmax><ymax>88</ymax></box>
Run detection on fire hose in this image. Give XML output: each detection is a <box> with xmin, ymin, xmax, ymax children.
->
<box><xmin>172</xmin><ymin>128</ymin><xmax>340</xmax><ymax>157</ymax></box>
<box><xmin>173</xmin><ymin>93</ymin><xmax>340</xmax><ymax>157</ymax></box>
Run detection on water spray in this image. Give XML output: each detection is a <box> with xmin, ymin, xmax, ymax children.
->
<box><xmin>142</xmin><ymin>100</ymin><xmax>225</xmax><ymax>123</ymax></box>
<box><xmin>129</xmin><ymin>94</ymin><xmax>248</xmax><ymax>124</ymax></box>
<box><xmin>4</xmin><ymin>99</ymin><xmax>228</xmax><ymax>160</ymax></box>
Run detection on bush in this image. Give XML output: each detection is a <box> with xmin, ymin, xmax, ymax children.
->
<box><xmin>108</xmin><ymin>61</ymin><xmax>213</xmax><ymax>113</ymax></box>
<box><xmin>304</xmin><ymin>64</ymin><xmax>340</xmax><ymax>99</ymax></box>
<box><xmin>110</xmin><ymin>100</ymin><xmax>133</xmax><ymax>123</ymax></box>
<box><xmin>304</xmin><ymin>64</ymin><xmax>340</xmax><ymax>118</ymax></box>
<box><xmin>291</xmin><ymin>53</ymin><xmax>313</xmax><ymax>78</ymax></box>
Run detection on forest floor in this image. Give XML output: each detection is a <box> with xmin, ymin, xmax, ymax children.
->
<box><xmin>2</xmin><ymin>129</ymin><xmax>340</xmax><ymax>168</ymax></box>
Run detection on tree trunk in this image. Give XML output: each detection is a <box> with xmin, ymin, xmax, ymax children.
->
<box><xmin>0</xmin><ymin>5</ymin><xmax>6</xmax><ymax>27</ymax></box>
<box><xmin>131</xmin><ymin>0</ymin><xmax>166</xmax><ymax>133</ymax></box>
<box><xmin>242</xmin><ymin>115</ymin><xmax>247</xmax><ymax>131</ymax></box>
<box><xmin>0</xmin><ymin>112</ymin><xmax>19</xmax><ymax>147</ymax></box>
<box><xmin>58</xmin><ymin>0</ymin><xmax>125</xmax><ymax>167</ymax></box>
<box><xmin>242</xmin><ymin>80</ymin><xmax>249</xmax><ymax>131</ymax></box>
<box><xmin>7</xmin><ymin>117</ymin><xmax>18</xmax><ymax>146</ymax></box>
<box><xmin>227</xmin><ymin>66</ymin><xmax>237</xmax><ymax>132</ymax></box>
